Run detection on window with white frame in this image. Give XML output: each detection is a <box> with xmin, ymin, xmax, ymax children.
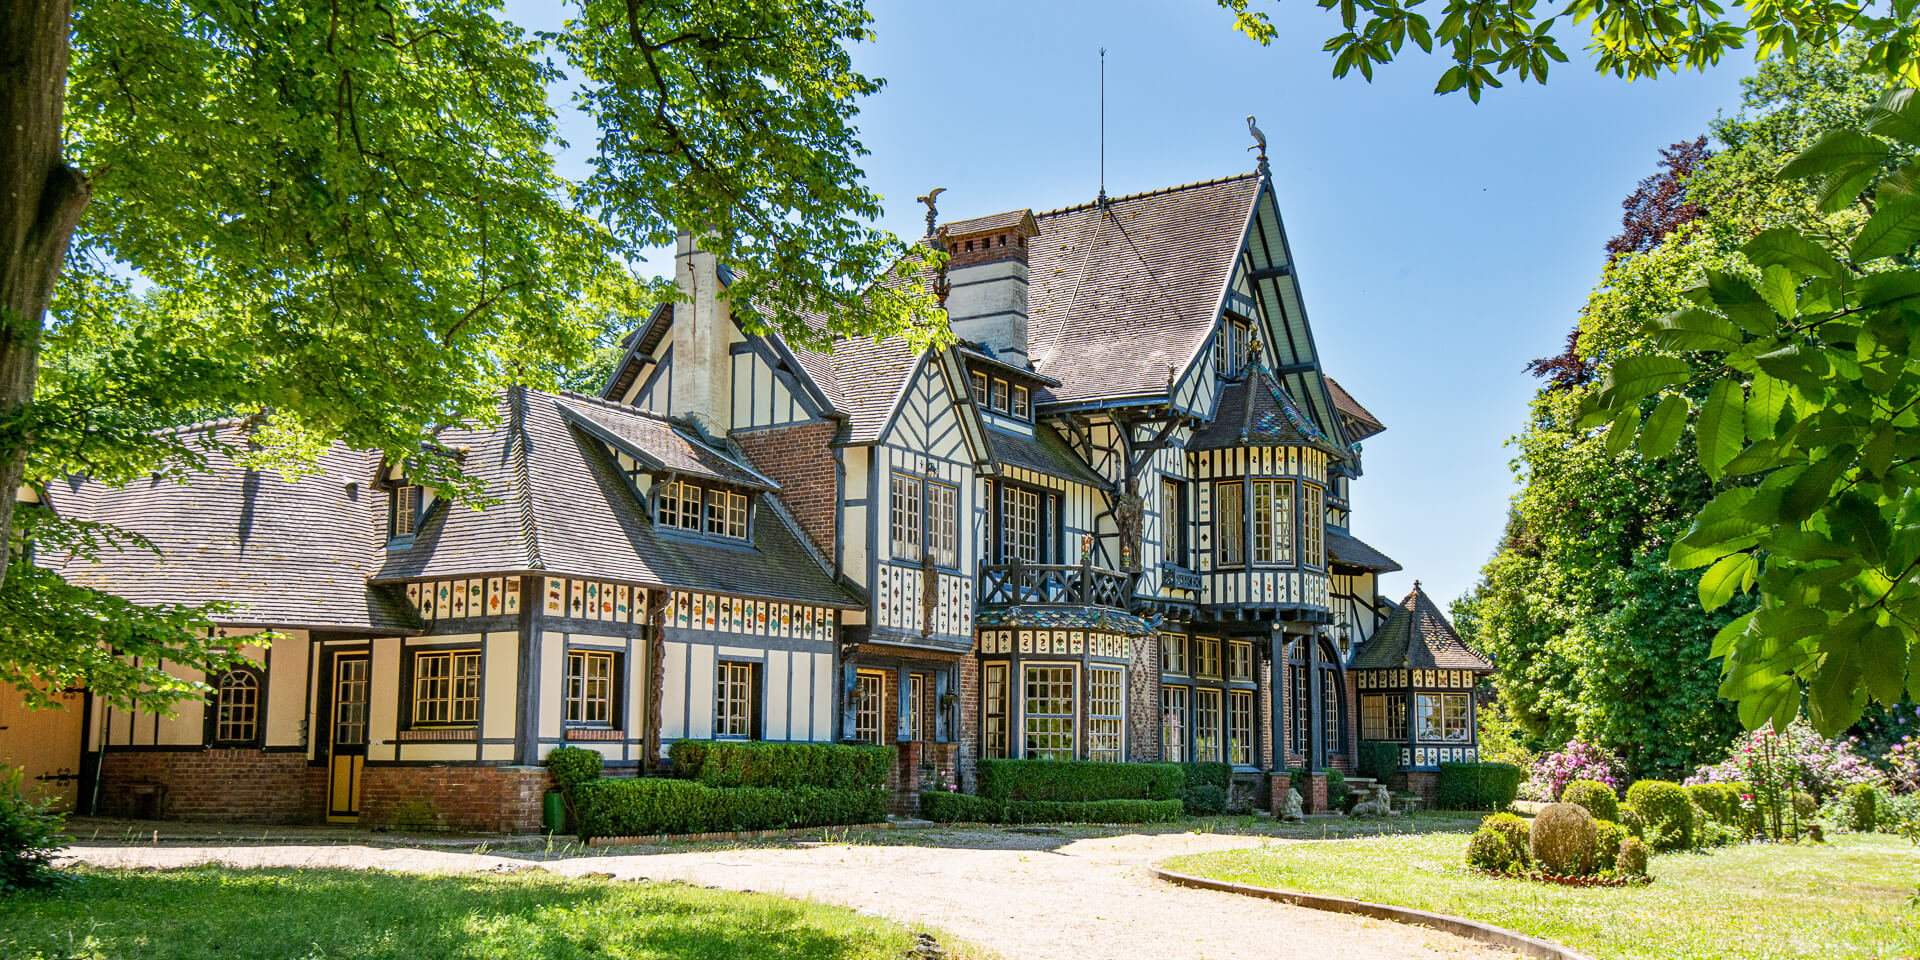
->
<box><xmin>412</xmin><ymin>649</ymin><xmax>481</xmax><ymax>726</ymax></box>
<box><xmin>1000</xmin><ymin>485</ymin><xmax>1045</xmax><ymax>563</ymax></box>
<box><xmin>1362</xmin><ymin>693</ymin><xmax>1407</xmax><ymax>741</ymax></box>
<box><xmin>910</xmin><ymin>673</ymin><xmax>928</xmax><ymax>743</ymax></box>
<box><xmin>391</xmin><ymin>484</ymin><xmax>423</xmax><ymax>538</ymax></box>
<box><xmin>970</xmin><ymin>371</ymin><xmax>990</xmax><ymax>406</ymax></box>
<box><xmin>1215</xmin><ymin>480</ymin><xmax>1244</xmax><ymax>565</ymax></box>
<box><xmin>716</xmin><ymin>661</ymin><xmax>757</xmax><ymax>739</ymax></box>
<box><xmin>990</xmin><ymin>378</ymin><xmax>1010</xmax><ymax>413</ymax></box>
<box><xmin>1161</xmin><ymin>634</ymin><xmax>1189</xmax><ymax>676</ymax></box>
<box><xmin>1193</xmin><ymin>688</ymin><xmax>1223</xmax><ymax>763</ymax></box>
<box><xmin>1227</xmin><ymin>640</ymin><xmax>1254</xmax><ymax>682</ymax></box>
<box><xmin>1416</xmin><ymin>692</ymin><xmax>1471</xmax><ymax>743</ymax></box>
<box><xmin>1301</xmin><ymin>484</ymin><xmax>1325</xmax><ymax>567</ymax></box>
<box><xmin>657</xmin><ymin>480</ymin><xmax>748</xmax><ymax>540</ymax></box>
<box><xmin>1088</xmin><ymin>667</ymin><xmax>1125</xmax><ymax>762</ymax></box>
<box><xmin>890</xmin><ymin>474</ymin><xmax>959</xmax><ymax>567</ymax></box>
<box><xmin>1229</xmin><ymin>689</ymin><xmax>1255</xmax><ymax>766</ymax></box>
<box><xmin>1023</xmin><ymin>665</ymin><xmax>1076</xmax><ymax>760</ymax></box>
<box><xmin>1252</xmin><ymin>479</ymin><xmax>1294</xmax><ymax>565</ymax></box>
<box><xmin>1161</xmin><ymin>685</ymin><xmax>1189</xmax><ymax>763</ymax></box>
<box><xmin>1161</xmin><ymin>477</ymin><xmax>1186</xmax><ymax>565</ymax></box>
<box><xmin>854</xmin><ymin>671</ymin><xmax>885</xmax><ymax>744</ymax></box>
<box><xmin>1290</xmin><ymin>649</ymin><xmax>1310</xmax><ymax>755</ymax></box>
<box><xmin>1194</xmin><ymin>636</ymin><xmax>1222</xmax><ymax>679</ymax></box>
<box><xmin>982</xmin><ymin>664</ymin><xmax>1009</xmax><ymax>758</ymax></box>
<box><xmin>212</xmin><ymin>669</ymin><xmax>260</xmax><ymax>744</ymax></box>
<box><xmin>565</xmin><ymin>650</ymin><xmax>617</xmax><ymax>726</ymax></box>
<box><xmin>1324</xmin><ymin>677</ymin><xmax>1343</xmax><ymax>755</ymax></box>
<box><xmin>1012</xmin><ymin>385</ymin><xmax>1031</xmax><ymax>420</ymax></box>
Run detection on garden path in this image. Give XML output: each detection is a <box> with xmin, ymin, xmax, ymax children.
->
<box><xmin>63</xmin><ymin>829</ymin><xmax>1513</xmax><ymax>960</ymax></box>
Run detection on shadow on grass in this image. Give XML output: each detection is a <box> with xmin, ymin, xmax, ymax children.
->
<box><xmin>0</xmin><ymin>868</ymin><xmax>918</xmax><ymax>960</ymax></box>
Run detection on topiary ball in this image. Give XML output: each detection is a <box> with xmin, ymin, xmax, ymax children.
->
<box><xmin>1625</xmin><ymin>780</ymin><xmax>1694</xmax><ymax>851</ymax></box>
<box><xmin>1466</xmin><ymin>827</ymin><xmax>1523</xmax><ymax>872</ymax></box>
<box><xmin>1591</xmin><ymin>819</ymin><xmax>1627</xmax><ymax>873</ymax></box>
<box><xmin>1560</xmin><ymin>779</ymin><xmax>1620</xmax><ymax>822</ymax></box>
<box><xmin>1530</xmin><ymin>802</ymin><xmax>1599</xmax><ymax>876</ymax></box>
<box><xmin>1617</xmin><ymin>836</ymin><xmax>1649</xmax><ymax>877</ymax></box>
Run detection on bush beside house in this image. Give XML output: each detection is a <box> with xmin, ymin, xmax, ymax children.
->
<box><xmin>1435</xmin><ymin>761</ymin><xmax>1523</xmax><ymax>810</ymax></box>
<box><xmin>558</xmin><ymin>741</ymin><xmax>892</xmax><ymax>840</ymax></box>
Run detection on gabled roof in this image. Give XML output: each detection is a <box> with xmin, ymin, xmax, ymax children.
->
<box><xmin>1327</xmin><ymin>529</ymin><xmax>1401</xmax><ymax>573</ymax></box>
<box><xmin>1187</xmin><ymin>360</ymin><xmax>1345</xmax><ymax>456</ymax></box>
<box><xmin>1350</xmin><ymin>583</ymin><xmax>1493</xmax><ymax>673</ymax></box>
<box><xmin>43</xmin><ymin>424</ymin><xmax>417</xmax><ymax>633</ymax></box>
<box><xmin>557</xmin><ymin>398</ymin><xmax>776</xmax><ymax>490</ymax></box>
<box><xmin>377</xmin><ymin>389</ymin><xmax>859</xmax><ymax>607</ymax></box>
<box><xmin>1027</xmin><ymin>175</ymin><xmax>1263</xmax><ymax>403</ymax></box>
<box><xmin>940</xmin><ymin>209</ymin><xmax>1037</xmax><ymax>237</ymax></box>
<box><xmin>986</xmin><ymin>424</ymin><xmax>1107</xmax><ymax>488</ymax></box>
<box><xmin>1326</xmin><ymin>377</ymin><xmax>1385</xmax><ymax>441</ymax></box>
<box><xmin>603</xmin><ymin>302</ymin><xmax>673</xmax><ymax>401</ymax></box>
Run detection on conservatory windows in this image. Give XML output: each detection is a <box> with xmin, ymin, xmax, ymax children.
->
<box><xmin>1087</xmin><ymin>667</ymin><xmax>1125</xmax><ymax>762</ymax></box>
<box><xmin>1362</xmin><ymin>693</ymin><xmax>1408</xmax><ymax>741</ymax></box>
<box><xmin>1023</xmin><ymin>665</ymin><xmax>1077</xmax><ymax>761</ymax></box>
<box><xmin>1415</xmin><ymin>692</ymin><xmax>1471</xmax><ymax>743</ymax></box>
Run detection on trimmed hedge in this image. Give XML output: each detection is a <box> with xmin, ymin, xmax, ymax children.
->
<box><xmin>668</xmin><ymin>740</ymin><xmax>892</xmax><ymax>790</ymax></box>
<box><xmin>1625</xmin><ymin>780</ymin><xmax>1694</xmax><ymax>851</ymax></box>
<box><xmin>1435</xmin><ymin>761</ymin><xmax>1524</xmax><ymax>810</ymax></box>
<box><xmin>1181</xmin><ymin>762</ymin><xmax>1232</xmax><ymax>815</ymax></box>
<box><xmin>546</xmin><ymin>746</ymin><xmax>604</xmax><ymax>795</ymax></box>
<box><xmin>919</xmin><ymin>791</ymin><xmax>1182</xmax><ymax>825</ymax></box>
<box><xmin>1357</xmin><ymin>740</ymin><xmax>1400</xmax><ymax>781</ymax></box>
<box><xmin>573</xmin><ymin>777</ymin><xmax>886</xmax><ymax>839</ymax></box>
<box><xmin>1325</xmin><ymin>769</ymin><xmax>1348</xmax><ymax>811</ymax></box>
<box><xmin>975</xmin><ymin>759</ymin><xmax>1185</xmax><ymax>802</ymax></box>
<box><xmin>1560</xmin><ymin>779</ymin><xmax>1620</xmax><ymax>822</ymax></box>
<box><xmin>1687</xmin><ymin>782</ymin><xmax>1745</xmax><ymax>830</ymax></box>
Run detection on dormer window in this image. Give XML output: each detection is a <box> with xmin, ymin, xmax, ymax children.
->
<box><xmin>1214</xmin><ymin>316</ymin><xmax>1253</xmax><ymax>377</ymax></box>
<box><xmin>656</xmin><ymin>479</ymin><xmax>749</xmax><ymax>541</ymax></box>
<box><xmin>391</xmin><ymin>484</ymin><xmax>423</xmax><ymax>539</ymax></box>
<box><xmin>971</xmin><ymin>371</ymin><xmax>989</xmax><ymax>406</ymax></box>
<box><xmin>1012</xmin><ymin>385</ymin><xmax>1031</xmax><ymax>419</ymax></box>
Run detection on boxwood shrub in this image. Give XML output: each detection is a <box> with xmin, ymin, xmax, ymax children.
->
<box><xmin>975</xmin><ymin>759</ymin><xmax>1185</xmax><ymax>802</ymax></box>
<box><xmin>1357</xmin><ymin>740</ymin><xmax>1400</xmax><ymax>781</ymax></box>
<box><xmin>573</xmin><ymin>777</ymin><xmax>887</xmax><ymax>840</ymax></box>
<box><xmin>1687</xmin><ymin>782</ymin><xmax>1745</xmax><ymax>830</ymax></box>
<box><xmin>1181</xmin><ymin>762</ymin><xmax>1232</xmax><ymax>815</ymax></box>
<box><xmin>545</xmin><ymin>746</ymin><xmax>604</xmax><ymax>795</ymax></box>
<box><xmin>668</xmin><ymin>740</ymin><xmax>892</xmax><ymax>790</ymax></box>
<box><xmin>919</xmin><ymin>791</ymin><xmax>1182</xmax><ymax>824</ymax></box>
<box><xmin>1560</xmin><ymin>779</ymin><xmax>1620</xmax><ymax>822</ymax></box>
<box><xmin>1435</xmin><ymin>761</ymin><xmax>1523</xmax><ymax>810</ymax></box>
<box><xmin>1624</xmin><ymin>779</ymin><xmax>1694</xmax><ymax>851</ymax></box>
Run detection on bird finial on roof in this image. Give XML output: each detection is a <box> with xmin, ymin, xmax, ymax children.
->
<box><xmin>917</xmin><ymin>187</ymin><xmax>946</xmax><ymax>238</ymax></box>
<box><xmin>1247</xmin><ymin>115</ymin><xmax>1269</xmax><ymax>175</ymax></box>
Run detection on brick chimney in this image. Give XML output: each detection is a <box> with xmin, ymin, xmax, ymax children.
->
<box><xmin>669</xmin><ymin>232</ymin><xmax>733</xmax><ymax>435</ymax></box>
<box><xmin>938</xmin><ymin>210</ymin><xmax>1038</xmax><ymax>362</ymax></box>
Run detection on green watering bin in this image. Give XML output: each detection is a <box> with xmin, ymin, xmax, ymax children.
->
<box><xmin>543</xmin><ymin>790</ymin><xmax>566</xmax><ymax>834</ymax></box>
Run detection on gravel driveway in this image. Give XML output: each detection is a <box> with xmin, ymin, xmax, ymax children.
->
<box><xmin>63</xmin><ymin>830</ymin><xmax>1512</xmax><ymax>960</ymax></box>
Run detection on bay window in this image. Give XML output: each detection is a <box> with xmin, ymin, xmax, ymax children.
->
<box><xmin>1023</xmin><ymin>665</ymin><xmax>1076</xmax><ymax>760</ymax></box>
<box><xmin>1416</xmin><ymin>692</ymin><xmax>1471</xmax><ymax>743</ymax></box>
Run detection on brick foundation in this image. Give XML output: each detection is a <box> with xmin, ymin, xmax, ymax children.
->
<box><xmin>1307</xmin><ymin>771</ymin><xmax>1329</xmax><ymax>813</ymax></box>
<box><xmin>1269</xmin><ymin>771</ymin><xmax>1293</xmax><ymax>816</ymax></box>
<box><xmin>1403</xmin><ymin>771</ymin><xmax>1439</xmax><ymax>804</ymax></box>
<box><xmin>358</xmin><ymin>764</ymin><xmax>550</xmax><ymax>833</ymax></box>
<box><xmin>94</xmin><ymin>749</ymin><xmax>319</xmax><ymax>824</ymax></box>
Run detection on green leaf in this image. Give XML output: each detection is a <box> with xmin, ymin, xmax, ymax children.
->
<box><xmin>1696</xmin><ymin>378</ymin><xmax>1743</xmax><ymax>480</ymax></box>
<box><xmin>1758</xmin><ymin>265</ymin><xmax>1799</xmax><ymax>317</ymax></box>
<box><xmin>1699</xmin><ymin>552</ymin><xmax>1756</xmax><ymax>612</ymax></box>
<box><xmin>1638</xmin><ymin>393</ymin><xmax>1689</xmax><ymax>459</ymax></box>
<box><xmin>1858</xmin><ymin>269</ymin><xmax>1920</xmax><ymax>309</ymax></box>
<box><xmin>1703</xmin><ymin>272</ymin><xmax>1778</xmax><ymax>335</ymax></box>
<box><xmin>1743</xmin><ymin>228</ymin><xmax>1845</xmax><ymax>279</ymax></box>
<box><xmin>1779</xmin><ymin>128</ymin><xmax>1891</xmax><ymax>212</ymax></box>
<box><xmin>1599</xmin><ymin>355</ymin><xmax>1692</xmax><ymax>407</ymax></box>
<box><xmin>1849</xmin><ymin>194</ymin><xmax>1920</xmax><ymax>261</ymax></box>
<box><xmin>1782</xmin><ymin>455</ymin><xmax>1848</xmax><ymax>523</ymax></box>
<box><xmin>1651</xmin><ymin>307</ymin><xmax>1744</xmax><ymax>350</ymax></box>
<box><xmin>1710</xmin><ymin>610</ymin><xmax>1756</xmax><ymax>658</ymax></box>
<box><xmin>1829</xmin><ymin>493</ymin><xmax>1892</xmax><ymax>568</ymax></box>
<box><xmin>1745</xmin><ymin>373</ymin><xmax>1790</xmax><ymax>440</ymax></box>
<box><xmin>1862</xmin><ymin>622</ymin><xmax>1909</xmax><ymax>704</ymax></box>
<box><xmin>1604</xmin><ymin>405</ymin><xmax>1639</xmax><ymax>456</ymax></box>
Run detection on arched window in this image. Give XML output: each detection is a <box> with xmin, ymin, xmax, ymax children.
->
<box><xmin>212</xmin><ymin>669</ymin><xmax>261</xmax><ymax>745</ymax></box>
<box><xmin>1320</xmin><ymin>641</ymin><xmax>1346</xmax><ymax>757</ymax></box>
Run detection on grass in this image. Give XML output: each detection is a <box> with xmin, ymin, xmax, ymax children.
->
<box><xmin>0</xmin><ymin>867</ymin><xmax>974</xmax><ymax>960</ymax></box>
<box><xmin>1163</xmin><ymin>830</ymin><xmax>1920</xmax><ymax>960</ymax></box>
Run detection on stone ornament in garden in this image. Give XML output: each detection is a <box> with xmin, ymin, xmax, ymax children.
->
<box><xmin>1350</xmin><ymin>784</ymin><xmax>1393</xmax><ymax>818</ymax></box>
<box><xmin>1280</xmin><ymin>788</ymin><xmax>1305</xmax><ymax>821</ymax></box>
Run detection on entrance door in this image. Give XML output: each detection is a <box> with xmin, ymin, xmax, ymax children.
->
<box><xmin>327</xmin><ymin>654</ymin><xmax>370</xmax><ymax>822</ymax></box>
<box><xmin>0</xmin><ymin>685</ymin><xmax>84</xmax><ymax>811</ymax></box>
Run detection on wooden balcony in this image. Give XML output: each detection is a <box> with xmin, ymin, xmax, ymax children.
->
<box><xmin>977</xmin><ymin>560</ymin><xmax>1132</xmax><ymax>610</ymax></box>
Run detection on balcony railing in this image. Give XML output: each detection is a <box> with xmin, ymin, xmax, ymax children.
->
<box><xmin>978</xmin><ymin>560</ymin><xmax>1131</xmax><ymax>609</ymax></box>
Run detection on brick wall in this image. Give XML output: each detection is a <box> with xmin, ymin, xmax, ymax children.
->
<box><xmin>95</xmin><ymin>749</ymin><xmax>318</xmax><ymax>824</ymax></box>
<box><xmin>1258</xmin><ymin>660</ymin><xmax>1275</xmax><ymax>770</ymax></box>
<box><xmin>1268</xmin><ymin>771</ymin><xmax>1293</xmax><ymax>816</ymax></box>
<box><xmin>957</xmin><ymin>656</ymin><xmax>979</xmax><ymax>793</ymax></box>
<box><xmin>732</xmin><ymin>421</ymin><xmax>840</xmax><ymax>564</ymax></box>
<box><xmin>1127</xmin><ymin>637</ymin><xmax>1161</xmax><ymax>762</ymax></box>
<box><xmin>1403</xmin><ymin>771</ymin><xmax>1439</xmax><ymax>804</ymax></box>
<box><xmin>358</xmin><ymin>764</ymin><xmax>550</xmax><ymax>833</ymax></box>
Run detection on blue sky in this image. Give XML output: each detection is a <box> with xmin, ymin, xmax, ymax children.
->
<box><xmin>508</xmin><ymin>0</ymin><xmax>1753</xmax><ymax>608</ymax></box>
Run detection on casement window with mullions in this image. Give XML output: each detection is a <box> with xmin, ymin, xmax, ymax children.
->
<box><xmin>565</xmin><ymin>649</ymin><xmax>619</xmax><ymax>726</ymax></box>
<box><xmin>656</xmin><ymin>480</ymin><xmax>750</xmax><ymax>541</ymax></box>
<box><xmin>970</xmin><ymin>371</ymin><xmax>1032</xmax><ymax>421</ymax></box>
<box><xmin>889</xmin><ymin>474</ymin><xmax>960</xmax><ymax>568</ymax></box>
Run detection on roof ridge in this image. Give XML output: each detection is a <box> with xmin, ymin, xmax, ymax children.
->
<box><xmin>1031</xmin><ymin>170</ymin><xmax>1261</xmax><ymax>219</ymax></box>
<box><xmin>552</xmin><ymin>388</ymin><xmax>680</xmax><ymax>425</ymax></box>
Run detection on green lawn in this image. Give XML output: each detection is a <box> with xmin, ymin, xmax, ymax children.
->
<box><xmin>1164</xmin><ymin>832</ymin><xmax>1920</xmax><ymax>960</ymax></box>
<box><xmin>0</xmin><ymin>868</ymin><xmax>970</xmax><ymax>960</ymax></box>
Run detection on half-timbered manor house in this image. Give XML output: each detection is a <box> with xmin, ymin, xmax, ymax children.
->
<box><xmin>3</xmin><ymin>152</ymin><xmax>1491</xmax><ymax>829</ymax></box>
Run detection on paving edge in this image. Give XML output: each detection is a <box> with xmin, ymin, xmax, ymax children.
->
<box><xmin>586</xmin><ymin>822</ymin><xmax>894</xmax><ymax>846</ymax></box>
<box><xmin>1149</xmin><ymin>867</ymin><xmax>1599</xmax><ymax>960</ymax></box>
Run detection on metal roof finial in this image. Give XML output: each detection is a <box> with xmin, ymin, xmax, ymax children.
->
<box><xmin>1247</xmin><ymin>115</ymin><xmax>1269</xmax><ymax>175</ymax></box>
<box><xmin>916</xmin><ymin>187</ymin><xmax>946</xmax><ymax>238</ymax></box>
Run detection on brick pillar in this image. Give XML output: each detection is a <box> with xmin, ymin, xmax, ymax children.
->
<box><xmin>1268</xmin><ymin>771</ymin><xmax>1293</xmax><ymax>816</ymax></box>
<box><xmin>1308</xmin><ymin>772</ymin><xmax>1329</xmax><ymax>813</ymax></box>
<box><xmin>891</xmin><ymin>741</ymin><xmax>922</xmax><ymax>816</ymax></box>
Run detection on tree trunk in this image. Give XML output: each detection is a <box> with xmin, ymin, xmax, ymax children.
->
<box><xmin>0</xmin><ymin>0</ymin><xmax>91</xmax><ymax>589</ymax></box>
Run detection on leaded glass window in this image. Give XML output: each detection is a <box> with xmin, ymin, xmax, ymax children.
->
<box><xmin>1161</xmin><ymin>634</ymin><xmax>1189</xmax><ymax>676</ymax></box>
<box><xmin>1227</xmin><ymin>640</ymin><xmax>1254</xmax><ymax>682</ymax></box>
<box><xmin>1252</xmin><ymin>479</ymin><xmax>1294</xmax><ymax>565</ymax></box>
<box><xmin>1088</xmin><ymin>667</ymin><xmax>1124</xmax><ymax>763</ymax></box>
<box><xmin>1229</xmin><ymin>690</ymin><xmax>1254</xmax><ymax>766</ymax></box>
<box><xmin>1161</xmin><ymin>685</ymin><xmax>1189</xmax><ymax>763</ymax></box>
<box><xmin>1194</xmin><ymin>637</ymin><xmax>1222</xmax><ymax>679</ymax></box>
<box><xmin>1193</xmin><ymin>688</ymin><xmax>1223</xmax><ymax>763</ymax></box>
<box><xmin>1415</xmin><ymin>692</ymin><xmax>1471</xmax><ymax>743</ymax></box>
<box><xmin>1215</xmin><ymin>481</ymin><xmax>1244</xmax><ymax>565</ymax></box>
<box><xmin>1361</xmin><ymin>693</ymin><xmax>1407</xmax><ymax>741</ymax></box>
<box><xmin>213</xmin><ymin>670</ymin><xmax>259</xmax><ymax>744</ymax></box>
<box><xmin>1023</xmin><ymin>665</ymin><xmax>1076</xmax><ymax>760</ymax></box>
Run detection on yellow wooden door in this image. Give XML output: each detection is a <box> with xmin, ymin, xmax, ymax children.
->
<box><xmin>326</xmin><ymin>654</ymin><xmax>370</xmax><ymax>822</ymax></box>
<box><xmin>0</xmin><ymin>684</ymin><xmax>84</xmax><ymax>811</ymax></box>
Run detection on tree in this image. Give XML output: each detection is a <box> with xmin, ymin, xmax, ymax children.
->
<box><xmin>1</xmin><ymin>0</ymin><xmax>941</xmax><ymax>712</ymax></box>
<box><xmin>1220</xmin><ymin>0</ymin><xmax>1920</xmax><ymax>101</ymax></box>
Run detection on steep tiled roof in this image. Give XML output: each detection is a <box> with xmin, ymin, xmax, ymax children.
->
<box><xmin>940</xmin><ymin>209</ymin><xmax>1035</xmax><ymax>236</ymax></box>
<box><xmin>558</xmin><ymin>398</ymin><xmax>776</xmax><ymax>489</ymax></box>
<box><xmin>378</xmin><ymin>389</ymin><xmax>856</xmax><ymax>607</ymax></box>
<box><xmin>987</xmin><ymin>425</ymin><xmax>1106</xmax><ymax>488</ymax></box>
<box><xmin>602</xmin><ymin>302</ymin><xmax>673</xmax><ymax>402</ymax></box>
<box><xmin>1327</xmin><ymin>529</ymin><xmax>1401</xmax><ymax>572</ymax></box>
<box><xmin>44</xmin><ymin>424</ymin><xmax>416</xmax><ymax>632</ymax></box>
<box><xmin>1326</xmin><ymin>376</ymin><xmax>1385</xmax><ymax>441</ymax></box>
<box><xmin>1350</xmin><ymin>584</ymin><xmax>1493</xmax><ymax>672</ymax></box>
<box><xmin>1187</xmin><ymin>362</ymin><xmax>1344</xmax><ymax>456</ymax></box>
<box><xmin>1027</xmin><ymin>174</ymin><xmax>1262</xmax><ymax>403</ymax></box>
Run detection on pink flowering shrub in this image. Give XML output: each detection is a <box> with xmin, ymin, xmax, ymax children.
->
<box><xmin>1524</xmin><ymin>741</ymin><xmax>1624</xmax><ymax>802</ymax></box>
<box><xmin>1884</xmin><ymin>736</ymin><xmax>1920</xmax><ymax>794</ymax></box>
<box><xmin>1685</xmin><ymin>720</ymin><xmax>1881</xmax><ymax>800</ymax></box>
